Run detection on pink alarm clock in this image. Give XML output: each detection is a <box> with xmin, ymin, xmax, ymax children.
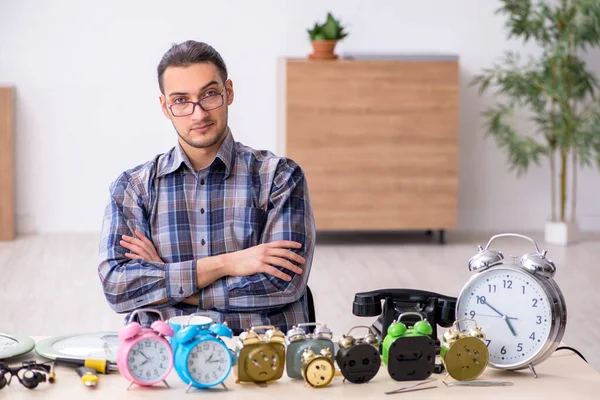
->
<box><xmin>116</xmin><ymin>308</ymin><xmax>175</xmax><ymax>389</ymax></box>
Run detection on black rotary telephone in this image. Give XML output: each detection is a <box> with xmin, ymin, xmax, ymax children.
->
<box><xmin>352</xmin><ymin>288</ymin><xmax>457</xmax><ymax>349</ymax></box>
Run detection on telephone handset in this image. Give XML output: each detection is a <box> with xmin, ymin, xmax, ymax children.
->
<box><xmin>352</xmin><ymin>288</ymin><xmax>456</xmax><ymax>345</ymax></box>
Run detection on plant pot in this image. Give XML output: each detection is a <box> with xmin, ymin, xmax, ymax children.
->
<box><xmin>309</xmin><ymin>40</ymin><xmax>338</xmax><ymax>60</ymax></box>
<box><xmin>544</xmin><ymin>221</ymin><xmax>578</xmax><ymax>246</ymax></box>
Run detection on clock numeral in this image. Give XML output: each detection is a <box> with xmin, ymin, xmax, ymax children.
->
<box><xmin>536</xmin><ymin>316</ymin><xmax>542</xmax><ymax>324</ymax></box>
<box><xmin>503</xmin><ymin>280</ymin><xmax>513</xmax><ymax>289</ymax></box>
<box><xmin>145</xmin><ymin>341</ymin><xmax>151</xmax><ymax>348</ymax></box>
<box><xmin>522</xmin><ymin>286</ymin><xmax>526</xmax><ymax>294</ymax></box>
<box><xmin>485</xmin><ymin>340</ymin><xmax>491</xmax><ymax>348</ymax></box>
<box><xmin>517</xmin><ymin>343</ymin><xmax>523</xmax><ymax>352</ymax></box>
<box><xmin>476</xmin><ymin>295</ymin><xmax>486</xmax><ymax>304</ymax></box>
<box><xmin>131</xmin><ymin>350</ymin><xmax>138</xmax><ymax>356</ymax></box>
<box><xmin>488</xmin><ymin>284</ymin><xmax>497</xmax><ymax>293</ymax></box>
<box><xmin>469</xmin><ymin>310</ymin><xmax>476</xmax><ymax>318</ymax></box>
<box><xmin>500</xmin><ymin>346</ymin><xmax>506</xmax><ymax>355</ymax></box>
<box><xmin>532</xmin><ymin>299</ymin><xmax>538</xmax><ymax>308</ymax></box>
<box><xmin>529</xmin><ymin>332</ymin><xmax>536</xmax><ymax>341</ymax></box>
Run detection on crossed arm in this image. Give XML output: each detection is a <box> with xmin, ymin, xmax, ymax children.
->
<box><xmin>97</xmin><ymin>160</ymin><xmax>315</xmax><ymax>314</ymax></box>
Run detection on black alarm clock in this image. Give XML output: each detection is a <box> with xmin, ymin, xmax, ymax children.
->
<box><xmin>335</xmin><ymin>326</ymin><xmax>381</xmax><ymax>384</ymax></box>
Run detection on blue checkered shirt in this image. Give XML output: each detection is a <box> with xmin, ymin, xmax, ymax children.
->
<box><xmin>98</xmin><ymin>130</ymin><xmax>315</xmax><ymax>333</ymax></box>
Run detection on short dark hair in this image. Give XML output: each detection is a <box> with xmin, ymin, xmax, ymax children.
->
<box><xmin>157</xmin><ymin>41</ymin><xmax>228</xmax><ymax>94</ymax></box>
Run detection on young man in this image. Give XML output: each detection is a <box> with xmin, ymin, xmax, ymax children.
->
<box><xmin>98</xmin><ymin>41</ymin><xmax>315</xmax><ymax>333</ymax></box>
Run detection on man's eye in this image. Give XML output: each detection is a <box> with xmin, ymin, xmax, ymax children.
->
<box><xmin>173</xmin><ymin>98</ymin><xmax>187</xmax><ymax>103</ymax></box>
<box><xmin>203</xmin><ymin>90</ymin><xmax>218</xmax><ymax>97</ymax></box>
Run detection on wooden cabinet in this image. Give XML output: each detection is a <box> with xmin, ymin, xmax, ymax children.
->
<box><xmin>0</xmin><ymin>87</ymin><xmax>15</xmax><ymax>240</ymax></box>
<box><xmin>279</xmin><ymin>57</ymin><xmax>458</xmax><ymax>232</ymax></box>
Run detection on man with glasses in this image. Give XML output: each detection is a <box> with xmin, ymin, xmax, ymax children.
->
<box><xmin>98</xmin><ymin>41</ymin><xmax>315</xmax><ymax>333</ymax></box>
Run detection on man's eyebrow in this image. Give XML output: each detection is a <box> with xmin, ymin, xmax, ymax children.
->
<box><xmin>167</xmin><ymin>80</ymin><xmax>219</xmax><ymax>97</ymax></box>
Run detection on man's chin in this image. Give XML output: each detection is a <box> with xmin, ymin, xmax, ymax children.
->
<box><xmin>182</xmin><ymin>129</ymin><xmax>223</xmax><ymax>149</ymax></box>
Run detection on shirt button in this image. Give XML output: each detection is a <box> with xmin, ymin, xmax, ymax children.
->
<box><xmin>200</xmin><ymin>208</ymin><xmax>205</xmax><ymax>214</ymax></box>
<box><xmin>201</xmin><ymin>239</ymin><xmax>206</xmax><ymax>246</ymax></box>
<box><xmin>200</xmin><ymin>179</ymin><xmax>205</xmax><ymax>185</ymax></box>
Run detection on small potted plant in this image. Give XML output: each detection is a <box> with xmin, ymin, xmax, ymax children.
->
<box><xmin>307</xmin><ymin>12</ymin><xmax>348</xmax><ymax>60</ymax></box>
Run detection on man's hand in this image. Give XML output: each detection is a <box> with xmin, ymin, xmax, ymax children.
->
<box><xmin>221</xmin><ymin>240</ymin><xmax>305</xmax><ymax>282</ymax></box>
<box><xmin>120</xmin><ymin>230</ymin><xmax>163</xmax><ymax>263</ymax></box>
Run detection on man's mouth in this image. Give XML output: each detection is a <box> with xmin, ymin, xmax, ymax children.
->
<box><xmin>191</xmin><ymin>123</ymin><xmax>214</xmax><ymax>133</ymax></box>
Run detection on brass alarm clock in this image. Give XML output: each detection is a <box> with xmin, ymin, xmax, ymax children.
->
<box><xmin>440</xmin><ymin>319</ymin><xmax>489</xmax><ymax>381</ymax></box>
<box><xmin>234</xmin><ymin>325</ymin><xmax>285</xmax><ymax>384</ymax></box>
<box><xmin>301</xmin><ymin>346</ymin><xmax>336</xmax><ymax>388</ymax></box>
<box><xmin>456</xmin><ymin>233</ymin><xmax>567</xmax><ymax>377</ymax></box>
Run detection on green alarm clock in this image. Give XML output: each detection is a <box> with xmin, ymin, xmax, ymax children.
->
<box><xmin>382</xmin><ymin>312</ymin><xmax>435</xmax><ymax>381</ymax></box>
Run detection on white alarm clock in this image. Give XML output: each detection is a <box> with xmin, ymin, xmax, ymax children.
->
<box><xmin>456</xmin><ymin>233</ymin><xmax>567</xmax><ymax>377</ymax></box>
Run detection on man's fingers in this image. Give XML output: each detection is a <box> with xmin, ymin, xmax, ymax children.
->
<box><xmin>266</xmin><ymin>240</ymin><xmax>302</xmax><ymax>249</ymax></box>
<box><xmin>120</xmin><ymin>240</ymin><xmax>151</xmax><ymax>260</ymax></box>
<box><xmin>122</xmin><ymin>236</ymin><xmax>154</xmax><ymax>253</ymax></box>
<box><xmin>268</xmin><ymin>248</ymin><xmax>306</xmax><ymax>265</ymax></box>
<box><xmin>262</xmin><ymin>264</ymin><xmax>292</xmax><ymax>281</ymax></box>
<box><xmin>265</xmin><ymin>256</ymin><xmax>303</xmax><ymax>275</ymax></box>
<box><xmin>125</xmin><ymin>253</ymin><xmax>143</xmax><ymax>260</ymax></box>
<box><xmin>134</xmin><ymin>230</ymin><xmax>154</xmax><ymax>247</ymax></box>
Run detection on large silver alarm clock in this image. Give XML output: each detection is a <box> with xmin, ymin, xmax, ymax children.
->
<box><xmin>456</xmin><ymin>233</ymin><xmax>567</xmax><ymax>376</ymax></box>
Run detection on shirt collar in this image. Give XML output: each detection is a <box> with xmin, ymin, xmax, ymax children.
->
<box><xmin>215</xmin><ymin>128</ymin><xmax>234</xmax><ymax>180</ymax></box>
<box><xmin>157</xmin><ymin>128</ymin><xmax>235</xmax><ymax>179</ymax></box>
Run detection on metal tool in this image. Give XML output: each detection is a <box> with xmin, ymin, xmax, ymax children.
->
<box><xmin>443</xmin><ymin>380</ymin><xmax>514</xmax><ymax>387</ymax></box>
<box><xmin>55</xmin><ymin>358</ymin><xmax>118</xmax><ymax>374</ymax></box>
<box><xmin>76</xmin><ymin>366</ymin><xmax>98</xmax><ymax>387</ymax></box>
<box><xmin>385</xmin><ymin>379</ymin><xmax>437</xmax><ymax>395</ymax></box>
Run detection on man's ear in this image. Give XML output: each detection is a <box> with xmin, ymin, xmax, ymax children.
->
<box><xmin>159</xmin><ymin>95</ymin><xmax>170</xmax><ymax>119</ymax></box>
<box><xmin>226</xmin><ymin>80</ymin><xmax>234</xmax><ymax>106</ymax></box>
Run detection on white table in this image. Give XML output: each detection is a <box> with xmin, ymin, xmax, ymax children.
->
<box><xmin>3</xmin><ymin>338</ymin><xmax>598</xmax><ymax>399</ymax></box>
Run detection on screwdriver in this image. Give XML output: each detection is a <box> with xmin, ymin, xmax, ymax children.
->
<box><xmin>76</xmin><ymin>366</ymin><xmax>98</xmax><ymax>387</ymax></box>
<box><xmin>54</xmin><ymin>357</ymin><xmax>119</xmax><ymax>374</ymax></box>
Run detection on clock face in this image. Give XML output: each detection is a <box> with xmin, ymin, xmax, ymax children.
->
<box><xmin>127</xmin><ymin>338</ymin><xmax>172</xmax><ymax>383</ymax></box>
<box><xmin>0</xmin><ymin>336</ymin><xmax>17</xmax><ymax>351</ymax></box>
<box><xmin>187</xmin><ymin>340</ymin><xmax>231</xmax><ymax>385</ymax></box>
<box><xmin>304</xmin><ymin>358</ymin><xmax>335</xmax><ymax>387</ymax></box>
<box><xmin>456</xmin><ymin>267</ymin><xmax>553</xmax><ymax>368</ymax></box>
<box><xmin>51</xmin><ymin>333</ymin><xmax>119</xmax><ymax>361</ymax></box>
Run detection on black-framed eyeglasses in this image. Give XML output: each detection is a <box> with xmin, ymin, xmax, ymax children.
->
<box><xmin>168</xmin><ymin>81</ymin><xmax>229</xmax><ymax>117</ymax></box>
<box><xmin>0</xmin><ymin>361</ymin><xmax>55</xmax><ymax>390</ymax></box>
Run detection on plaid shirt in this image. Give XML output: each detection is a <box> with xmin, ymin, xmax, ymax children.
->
<box><xmin>98</xmin><ymin>129</ymin><xmax>315</xmax><ymax>334</ymax></box>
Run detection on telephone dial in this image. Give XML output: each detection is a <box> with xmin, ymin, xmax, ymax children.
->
<box><xmin>352</xmin><ymin>288</ymin><xmax>457</xmax><ymax>349</ymax></box>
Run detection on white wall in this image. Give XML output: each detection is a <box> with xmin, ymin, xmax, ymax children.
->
<box><xmin>0</xmin><ymin>0</ymin><xmax>599</xmax><ymax>234</ymax></box>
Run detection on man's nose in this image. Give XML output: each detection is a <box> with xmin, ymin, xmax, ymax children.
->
<box><xmin>191</xmin><ymin>102</ymin><xmax>209</xmax><ymax>120</ymax></box>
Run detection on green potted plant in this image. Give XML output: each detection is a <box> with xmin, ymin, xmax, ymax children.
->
<box><xmin>307</xmin><ymin>12</ymin><xmax>348</xmax><ymax>60</ymax></box>
<box><xmin>473</xmin><ymin>0</ymin><xmax>600</xmax><ymax>245</ymax></box>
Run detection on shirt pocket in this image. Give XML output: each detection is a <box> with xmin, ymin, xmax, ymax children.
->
<box><xmin>228</xmin><ymin>206</ymin><xmax>266</xmax><ymax>251</ymax></box>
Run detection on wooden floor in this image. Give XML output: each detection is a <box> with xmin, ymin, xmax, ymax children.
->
<box><xmin>1</xmin><ymin>231</ymin><xmax>598</xmax><ymax>372</ymax></box>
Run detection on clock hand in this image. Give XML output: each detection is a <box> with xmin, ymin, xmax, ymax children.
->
<box><xmin>475</xmin><ymin>313</ymin><xmax>518</xmax><ymax>320</ymax></box>
<box><xmin>482</xmin><ymin>300</ymin><xmax>518</xmax><ymax>336</ymax></box>
<box><xmin>139</xmin><ymin>351</ymin><xmax>150</xmax><ymax>360</ymax></box>
<box><xmin>503</xmin><ymin>315</ymin><xmax>518</xmax><ymax>337</ymax></box>
<box><xmin>482</xmin><ymin>300</ymin><xmax>505</xmax><ymax>317</ymax></box>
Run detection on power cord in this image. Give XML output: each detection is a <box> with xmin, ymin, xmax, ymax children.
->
<box><xmin>555</xmin><ymin>346</ymin><xmax>587</xmax><ymax>363</ymax></box>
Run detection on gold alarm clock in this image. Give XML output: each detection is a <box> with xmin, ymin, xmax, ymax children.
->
<box><xmin>300</xmin><ymin>346</ymin><xmax>335</xmax><ymax>388</ymax></box>
<box><xmin>440</xmin><ymin>319</ymin><xmax>489</xmax><ymax>381</ymax></box>
<box><xmin>235</xmin><ymin>325</ymin><xmax>286</xmax><ymax>384</ymax></box>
